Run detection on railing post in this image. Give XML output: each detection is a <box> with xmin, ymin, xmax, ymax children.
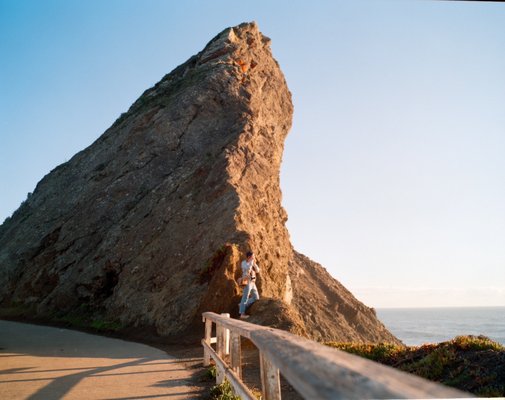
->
<box><xmin>230</xmin><ymin>331</ymin><xmax>242</xmax><ymax>378</ymax></box>
<box><xmin>215</xmin><ymin>313</ymin><xmax>231</xmax><ymax>384</ymax></box>
<box><xmin>216</xmin><ymin>321</ymin><xmax>225</xmax><ymax>384</ymax></box>
<box><xmin>260</xmin><ymin>352</ymin><xmax>281</xmax><ymax>400</ymax></box>
<box><xmin>221</xmin><ymin>313</ymin><xmax>230</xmax><ymax>355</ymax></box>
<box><xmin>203</xmin><ymin>317</ymin><xmax>212</xmax><ymax>367</ymax></box>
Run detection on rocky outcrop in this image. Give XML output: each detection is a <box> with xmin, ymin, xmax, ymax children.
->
<box><xmin>0</xmin><ymin>22</ymin><xmax>399</xmax><ymax>343</ymax></box>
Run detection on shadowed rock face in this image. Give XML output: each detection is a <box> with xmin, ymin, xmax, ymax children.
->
<box><xmin>0</xmin><ymin>22</ymin><xmax>399</xmax><ymax>343</ymax></box>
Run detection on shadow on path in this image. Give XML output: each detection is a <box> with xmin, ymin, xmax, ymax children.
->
<box><xmin>0</xmin><ymin>320</ymin><xmax>211</xmax><ymax>400</ymax></box>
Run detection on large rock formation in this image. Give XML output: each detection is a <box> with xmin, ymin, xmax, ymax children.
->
<box><xmin>0</xmin><ymin>22</ymin><xmax>398</xmax><ymax>343</ymax></box>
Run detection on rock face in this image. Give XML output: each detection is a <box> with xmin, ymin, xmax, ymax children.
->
<box><xmin>0</xmin><ymin>22</ymin><xmax>398</xmax><ymax>343</ymax></box>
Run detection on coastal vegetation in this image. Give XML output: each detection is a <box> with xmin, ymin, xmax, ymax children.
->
<box><xmin>209</xmin><ymin>380</ymin><xmax>241</xmax><ymax>400</ymax></box>
<box><xmin>204</xmin><ymin>366</ymin><xmax>240</xmax><ymax>400</ymax></box>
<box><xmin>327</xmin><ymin>335</ymin><xmax>505</xmax><ymax>396</ymax></box>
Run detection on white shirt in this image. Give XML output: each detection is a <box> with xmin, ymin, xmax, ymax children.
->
<box><xmin>241</xmin><ymin>259</ymin><xmax>260</xmax><ymax>279</ymax></box>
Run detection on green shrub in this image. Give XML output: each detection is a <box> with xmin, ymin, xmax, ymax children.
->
<box><xmin>451</xmin><ymin>335</ymin><xmax>504</xmax><ymax>351</ymax></box>
<box><xmin>402</xmin><ymin>346</ymin><xmax>456</xmax><ymax>380</ymax></box>
<box><xmin>476</xmin><ymin>384</ymin><xmax>505</xmax><ymax>397</ymax></box>
<box><xmin>0</xmin><ymin>302</ymin><xmax>34</xmax><ymax>318</ymax></box>
<box><xmin>90</xmin><ymin>319</ymin><xmax>122</xmax><ymax>332</ymax></box>
<box><xmin>326</xmin><ymin>336</ymin><xmax>505</xmax><ymax>396</ymax></box>
<box><xmin>206</xmin><ymin>365</ymin><xmax>217</xmax><ymax>380</ymax></box>
<box><xmin>209</xmin><ymin>379</ymin><xmax>240</xmax><ymax>400</ymax></box>
<box><xmin>326</xmin><ymin>342</ymin><xmax>406</xmax><ymax>363</ymax></box>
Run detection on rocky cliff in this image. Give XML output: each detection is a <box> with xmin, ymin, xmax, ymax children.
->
<box><xmin>0</xmin><ymin>22</ymin><xmax>398</xmax><ymax>343</ymax></box>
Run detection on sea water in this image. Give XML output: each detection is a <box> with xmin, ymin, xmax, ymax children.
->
<box><xmin>376</xmin><ymin>307</ymin><xmax>505</xmax><ymax>346</ymax></box>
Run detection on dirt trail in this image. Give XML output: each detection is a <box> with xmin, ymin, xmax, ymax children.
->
<box><xmin>0</xmin><ymin>320</ymin><xmax>210</xmax><ymax>400</ymax></box>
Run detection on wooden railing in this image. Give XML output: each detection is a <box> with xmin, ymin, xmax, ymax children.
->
<box><xmin>202</xmin><ymin>312</ymin><xmax>471</xmax><ymax>399</ymax></box>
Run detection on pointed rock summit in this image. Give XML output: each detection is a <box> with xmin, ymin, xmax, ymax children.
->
<box><xmin>0</xmin><ymin>22</ymin><xmax>398</xmax><ymax>343</ymax></box>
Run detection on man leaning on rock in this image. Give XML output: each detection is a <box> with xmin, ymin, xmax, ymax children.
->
<box><xmin>239</xmin><ymin>251</ymin><xmax>260</xmax><ymax>319</ymax></box>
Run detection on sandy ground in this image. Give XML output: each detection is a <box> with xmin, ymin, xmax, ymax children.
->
<box><xmin>0</xmin><ymin>320</ymin><xmax>210</xmax><ymax>400</ymax></box>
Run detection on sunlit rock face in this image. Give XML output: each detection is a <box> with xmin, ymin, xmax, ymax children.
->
<box><xmin>0</xmin><ymin>22</ymin><xmax>399</xmax><ymax>344</ymax></box>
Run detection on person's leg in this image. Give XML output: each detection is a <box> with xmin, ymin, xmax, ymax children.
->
<box><xmin>239</xmin><ymin>283</ymin><xmax>252</xmax><ymax>315</ymax></box>
<box><xmin>245</xmin><ymin>284</ymin><xmax>259</xmax><ymax>309</ymax></box>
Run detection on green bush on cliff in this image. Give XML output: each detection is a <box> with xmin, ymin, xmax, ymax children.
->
<box><xmin>326</xmin><ymin>342</ymin><xmax>407</xmax><ymax>363</ymax></box>
<box><xmin>326</xmin><ymin>335</ymin><xmax>505</xmax><ymax>396</ymax></box>
<box><xmin>402</xmin><ymin>345</ymin><xmax>456</xmax><ymax>380</ymax></box>
<box><xmin>451</xmin><ymin>335</ymin><xmax>504</xmax><ymax>351</ymax></box>
<box><xmin>52</xmin><ymin>304</ymin><xmax>122</xmax><ymax>332</ymax></box>
<box><xmin>90</xmin><ymin>319</ymin><xmax>122</xmax><ymax>332</ymax></box>
<box><xmin>0</xmin><ymin>301</ymin><xmax>35</xmax><ymax>318</ymax></box>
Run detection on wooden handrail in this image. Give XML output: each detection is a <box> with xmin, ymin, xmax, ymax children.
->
<box><xmin>202</xmin><ymin>311</ymin><xmax>471</xmax><ymax>399</ymax></box>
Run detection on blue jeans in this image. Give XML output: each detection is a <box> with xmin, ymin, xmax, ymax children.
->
<box><xmin>239</xmin><ymin>281</ymin><xmax>259</xmax><ymax>314</ymax></box>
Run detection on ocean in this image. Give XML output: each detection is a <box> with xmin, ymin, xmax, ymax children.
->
<box><xmin>376</xmin><ymin>307</ymin><xmax>505</xmax><ymax>346</ymax></box>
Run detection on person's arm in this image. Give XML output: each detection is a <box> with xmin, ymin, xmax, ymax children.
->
<box><xmin>253</xmin><ymin>261</ymin><xmax>260</xmax><ymax>273</ymax></box>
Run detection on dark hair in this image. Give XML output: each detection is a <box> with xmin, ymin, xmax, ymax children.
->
<box><xmin>246</xmin><ymin>251</ymin><xmax>253</xmax><ymax>258</ymax></box>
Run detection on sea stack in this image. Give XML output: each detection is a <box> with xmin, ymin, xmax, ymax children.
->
<box><xmin>0</xmin><ymin>22</ymin><xmax>398</xmax><ymax>343</ymax></box>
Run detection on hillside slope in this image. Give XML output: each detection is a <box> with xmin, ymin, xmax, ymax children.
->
<box><xmin>0</xmin><ymin>22</ymin><xmax>398</xmax><ymax>344</ymax></box>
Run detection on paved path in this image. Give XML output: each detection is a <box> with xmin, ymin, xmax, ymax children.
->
<box><xmin>0</xmin><ymin>320</ymin><xmax>206</xmax><ymax>400</ymax></box>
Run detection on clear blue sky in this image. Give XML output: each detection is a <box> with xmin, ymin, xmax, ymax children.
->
<box><xmin>1</xmin><ymin>0</ymin><xmax>504</xmax><ymax>308</ymax></box>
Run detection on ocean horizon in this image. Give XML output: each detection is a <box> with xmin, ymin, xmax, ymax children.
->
<box><xmin>376</xmin><ymin>306</ymin><xmax>505</xmax><ymax>346</ymax></box>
